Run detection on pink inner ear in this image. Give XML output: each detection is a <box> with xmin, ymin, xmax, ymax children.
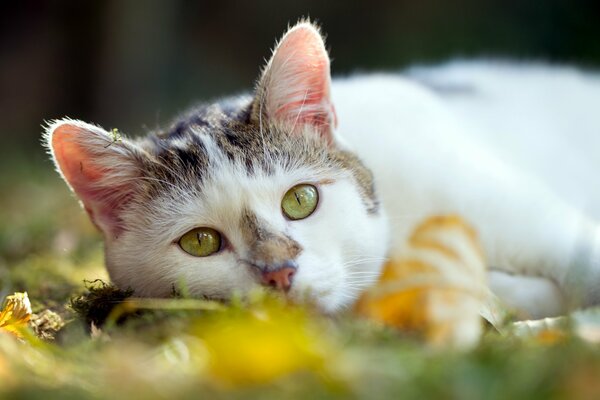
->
<box><xmin>53</xmin><ymin>126</ymin><xmax>103</xmax><ymax>188</ymax></box>
<box><xmin>265</xmin><ymin>24</ymin><xmax>337</xmax><ymax>138</ymax></box>
<box><xmin>52</xmin><ymin>123</ymin><xmax>133</xmax><ymax>237</ymax></box>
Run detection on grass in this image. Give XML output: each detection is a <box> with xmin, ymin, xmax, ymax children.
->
<box><xmin>2</xmin><ymin>154</ymin><xmax>600</xmax><ymax>399</ymax></box>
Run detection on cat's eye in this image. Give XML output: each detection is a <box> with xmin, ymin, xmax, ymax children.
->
<box><xmin>282</xmin><ymin>184</ymin><xmax>319</xmax><ymax>220</ymax></box>
<box><xmin>178</xmin><ymin>227</ymin><xmax>222</xmax><ymax>257</ymax></box>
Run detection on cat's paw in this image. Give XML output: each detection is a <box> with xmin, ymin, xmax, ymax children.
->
<box><xmin>355</xmin><ymin>215</ymin><xmax>494</xmax><ymax>348</ymax></box>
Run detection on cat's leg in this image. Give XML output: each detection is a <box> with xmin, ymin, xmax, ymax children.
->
<box><xmin>488</xmin><ymin>270</ymin><xmax>566</xmax><ymax>319</ymax></box>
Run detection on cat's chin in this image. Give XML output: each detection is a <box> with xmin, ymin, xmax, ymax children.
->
<box><xmin>283</xmin><ymin>287</ymin><xmax>359</xmax><ymax>315</ymax></box>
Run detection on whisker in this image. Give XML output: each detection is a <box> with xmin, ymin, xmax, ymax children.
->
<box><xmin>343</xmin><ymin>258</ymin><xmax>388</xmax><ymax>267</ymax></box>
<box><xmin>344</xmin><ymin>270</ymin><xmax>381</xmax><ymax>275</ymax></box>
<box><xmin>345</xmin><ymin>256</ymin><xmax>388</xmax><ymax>261</ymax></box>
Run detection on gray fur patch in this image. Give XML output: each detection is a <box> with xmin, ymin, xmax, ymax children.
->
<box><xmin>132</xmin><ymin>95</ymin><xmax>380</xmax><ymax>215</ymax></box>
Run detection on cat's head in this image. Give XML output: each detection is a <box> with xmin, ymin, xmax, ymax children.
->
<box><xmin>45</xmin><ymin>22</ymin><xmax>389</xmax><ymax>312</ymax></box>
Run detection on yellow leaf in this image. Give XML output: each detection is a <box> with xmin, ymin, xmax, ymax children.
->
<box><xmin>0</xmin><ymin>292</ymin><xmax>32</xmax><ymax>339</ymax></box>
<box><xmin>195</xmin><ymin>303</ymin><xmax>326</xmax><ymax>386</ymax></box>
<box><xmin>356</xmin><ymin>215</ymin><xmax>490</xmax><ymax>348</ymax></box>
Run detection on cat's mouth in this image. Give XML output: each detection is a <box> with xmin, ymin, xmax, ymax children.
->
<box><xmin>235</xmin><ymin>274</ymin><xmax>341</xmax><ymax>313</ymax></box>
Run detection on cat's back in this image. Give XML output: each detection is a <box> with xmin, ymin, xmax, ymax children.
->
<box><xmin>408</xmin><ymin>61</ymin><xmax>600</xmax><ymax>163</ymax></box>
<box><xmin>332</xmin><ymin>62</ymin><xmax>600</xmax><ymax>218</ymax></box>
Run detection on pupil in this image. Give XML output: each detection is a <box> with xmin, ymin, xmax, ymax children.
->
<box><xmin>294</xmin><ymin>191</ymin><xmax>302</xmax><ymax>205</ymax></box>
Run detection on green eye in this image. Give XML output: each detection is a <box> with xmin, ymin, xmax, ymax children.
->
<box><xmin>178</xmin><ymin>227</ymin><xmax>222</xmax><ymax>257</ymax></box>
<box><xmin>282</xmin><ymin>184</ymin><xmax>319</xmax><ymax>220</ymax></box>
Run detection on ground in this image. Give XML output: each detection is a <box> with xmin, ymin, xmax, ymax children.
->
<box><xmin>2</xmin><ymin>153</ymin><xmax>600</xmax><ymax>400</ymax></box>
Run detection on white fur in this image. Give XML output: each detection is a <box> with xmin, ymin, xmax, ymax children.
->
<box><xmin>333</xmin><ymin>61</ymin><xmax>600</xmax><ymax>317</ymax></box>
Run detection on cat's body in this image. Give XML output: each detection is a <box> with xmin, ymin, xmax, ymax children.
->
<box><xmin>46</xmin><ymin>22</ymin><xmax>600</xmax><ymax>318</ymax></box>
<box><xmin>334</xmin><ymin>64</ymin><xmax>600</xmax><ymax>317</ymax></box>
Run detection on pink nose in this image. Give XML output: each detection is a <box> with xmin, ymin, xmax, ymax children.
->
<box><xmin>261</xmin><ymin>267</ymin><xmax>296</xmax><ymax>292</ymax></box>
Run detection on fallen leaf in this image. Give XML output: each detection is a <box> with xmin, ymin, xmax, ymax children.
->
<box><xmin>30</xmin><ymin>309</ymin><xmax>65</xmax><ymax>341</ymax></box>
<box><xmin>0</xmin><ymin>292</ymin><xmax>32</xmax><ymax>339</ymax></box>
<box><xmin>195</xmin><ymin>302</ymin><xmax>327</xmax><ymax>386</ymax></box>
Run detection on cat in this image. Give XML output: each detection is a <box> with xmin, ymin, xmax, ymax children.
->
<box><xmin>45</xmin><ymin>21</ymin><xmax>600</xmax><ymax>318</ymax></box>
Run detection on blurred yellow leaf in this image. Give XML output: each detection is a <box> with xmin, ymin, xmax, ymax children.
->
<box><xmin>195</xmin><ymin>303</ymin><xmax>326</xmax><ymax>386</ymax></box>
<box><xmin>356</xmin><ymin>215</ymin><xmax>490</xmax><ymax>348</ymax></box>
<box><xmin>0</xmin><ymin>292</ymin><xmax>32</xmax><ymax>339</ymax></box>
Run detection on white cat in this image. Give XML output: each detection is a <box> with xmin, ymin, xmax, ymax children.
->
<box><xmin>45</xmin><ymin>22</ymin><xmax>600</xmax><ymax>318</ymax></box>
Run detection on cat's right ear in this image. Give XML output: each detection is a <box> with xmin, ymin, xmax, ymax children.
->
<box><xmin>44</xmin><ymin>119</ymin><xmax>145</xmax><ymax>239</ymax></box>
<box><xmin>252</xmin><ymin>21</ymin><xmax>337</xmax><ymax>142</ymax></box>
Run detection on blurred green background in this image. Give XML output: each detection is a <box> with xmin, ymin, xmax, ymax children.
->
<box><xmin>2</xmin><ymin>0</ymin><xmax>599</xmax><ymax>158</ymax></box>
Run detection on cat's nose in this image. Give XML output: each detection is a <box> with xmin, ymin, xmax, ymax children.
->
<box><xmin>261</xmin><ymin>262</ymin><xmax>297</xmax><ymax>292</ymax></box>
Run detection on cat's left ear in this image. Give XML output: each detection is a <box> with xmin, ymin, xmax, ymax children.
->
<box><xmin>252</xmin><ymin>21</ymin><xmax>337</xmax><ymax>141</ymax></box>
<box><xmin>44</xmin><ymin>119</ymin><xmax>147</xmax><ymax>239</ymax></box>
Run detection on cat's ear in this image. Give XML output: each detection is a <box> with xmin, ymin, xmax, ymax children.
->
<box><xmin>44</xmin><ymin>119</ymin><xmax>145</xmax><ymax>239</ymax></box>
<box><xmin>252</xmin><ymin>21</ymin><xmax>337</xmax><ymax>141</ymax></box>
